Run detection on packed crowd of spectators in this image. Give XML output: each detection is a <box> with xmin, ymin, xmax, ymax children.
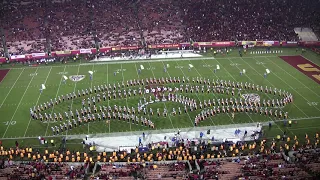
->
<box><xmin>0</xmin><ymin>131</ymin><xmax>319</xmax><ymax>179</ymax></box>
<box><xmin>0</xmin><ymin>161</ymin><xmax>86</xmax><ymax>180</ymax></box>
<box><xmin>180</xmin><ymin>0</ymin><xmax>320</xmax><ymax>42</ymax></box>
<box><xmin>137</xmin><ymin>0</ymin><xmax>185</xmax><ymax>45</ymax></box>
<box><xmin>1</xmin><ymin>0</ymin><xmax>46</xmax><ymax>54</ymax></box>
<box><xmin>1</xmin><ymin>0</ymin><xmax>319</xmax><ymax>55</ymax></box>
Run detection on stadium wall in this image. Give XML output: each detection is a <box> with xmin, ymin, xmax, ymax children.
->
<box><xmin>1</xmin><ymin>40</ymin><xmax>320</xmax><ymax>63</ymax></box>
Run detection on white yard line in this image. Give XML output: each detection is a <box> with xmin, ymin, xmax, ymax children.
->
<box><xmin>23</xmin><ymin>67</ymin><xmax>53</xmax><ymax>137</ymax></box>
<box><xmin>261</xmin><ymin>58</ymin><xmax>320</xmax><ymax>113</ymax></box>
<box><xmin>239</xmin><ymin>57</ymin><xmax>304</xmax><ymax>136</ymax></box>
<box><xmin>134</xmin><ymin>63</ymin><xmax>152</xmax><ymax>131</ymax></box>
<box><xmin>227</xmin><ymin>58</ymin><xmax>285</xmax><ymax>133</ymax></box>
<box><xmin>163</xmin><ymin>61</ymin><xmax>194</xmax><ymax>126</ymax></box>
<box><xmin>87</xmin><ymin>63</ymin><xmax>95</xmax><ymax>135</ymax></box>
<box><xmin>68</xmin><ymin>64</ymin><xmax>85</xmax><ymax>137</ymax></box>
<box><xmin>261</xmin><ymin>57</ymin><xmax>320</xmax><ymax>113</ymax></box>
<box><xmin>147</xmin><ymin>61</ymin><xmax>175</xmax><ymax>130</ymax></box>
<box><xmin>107</xmin><ymin>64</ymin><xmax>110</xmax><ymax>133</ymax></box>
<box><xmin>70</xmin><ymin>64</ymin><xmax>82</xmax><ymax>109</ymax></box>
<box><xmin>44</xmin><ymin>66</ymin><xmax>67</xmax><ymax>136</ymax></box>
<box><xmin>0</xmin><ymin>68</ymin><xmax>25</xmax><ymax>109</ymax></box>
<box><xmin>211</xmin><ymin>58</ymin><xmax>256</xmax><ymax>124</ymax></box>
<box><xmin>120</xmin><ymin>64</ymin><xmax>131</xmax><ymax>131</ymax></box>
<box><xmin>175</xmin><ymin>60</ymin><xmax>217</xmax><ymax>126</ymax></box>
<box><xmin>199</xmin><ymin>59</ymin><xmax>236</xmax><ymax>124</ymax></box>
<box><xmin>2</xmin><ymin>67</ymin><xmax>39</xmax><ymax>138</ymax></box>
<box><xmin>266</xmin><ymin>57</ymin><xmax>320</xmax><ymax>98</ymax></box>
<box><xmin>240</xmin><ymin>57</ymin><xmax>309</xmax><ymax>117</ymax></box>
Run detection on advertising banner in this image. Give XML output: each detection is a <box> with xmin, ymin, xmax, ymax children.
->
<box><xmin>54</xmin><ymin>50</ymin><xmax>72</xmax><ymax>57</ymax></box>
<box><xmin>148</xmin><ymin>44</ymin><xmax>179</xmax><ymax>49</ymax></box>
<box><xmin>10</xmin><ymin>55</ymin><xmax>26</xmax><ymax>60</ymax></box>
<box><xmin>32</xmin><ymin>53</ymin><xmax>46</xmax><ymax>57</ymax></box>
<box><xmin>212</xmin><ymin>41</ymin><xmax>235</xmax><ymax>47</ymax></box>
<box><xmin>80</xmin><ymin>49</ymin><xmax>92</xmax><ymax>54</ymax></box>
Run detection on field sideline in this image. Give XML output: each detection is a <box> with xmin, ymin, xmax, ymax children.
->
<box><xmin>0</xmin><ymin>48</ymin><xmax>319</xmax><ymax>144</ymax></box>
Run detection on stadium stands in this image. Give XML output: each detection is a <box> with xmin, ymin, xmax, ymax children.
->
<box><xmin>180</xmin><ymin>0</ymin><xmax>319</xmax><ymax>42</ymax></box>
<box><xmin>137</xmin><ymin>0</ymin><xmax>185</xmax><ymax>45</ymax></box>
<box><xmin>1</xmin><ymin>0</ymin><xmax>319</xmax><ymax>54</ymax></box>
<box><xmin>0</xmin><ymin>132</ymin><xmax>319</xmax><ymax>179</ymax></box>
<box><xmin>0</xmin><ymin>0</ymin><xmax>320</xmax><ymax>179</ymax></box>
<box><xmin>0</xmin><ymin>161</ymin><xmax>86</xmax><ymax>180</ymax></box>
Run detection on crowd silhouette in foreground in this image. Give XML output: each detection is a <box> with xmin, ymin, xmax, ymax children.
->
<box><xmin>0</xmin><ymin>131</ymin><xmax>319</xmax><ymax>179</ymax></box>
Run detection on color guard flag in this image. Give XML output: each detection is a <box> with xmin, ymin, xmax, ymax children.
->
<box><xmin>243</xmin><ymin>69</ymin><xmax>246</xmax><ymax>73</ymax></box>
<box><xmin>88</xmin><ymin>71</ymin><xmax>93</xmax><ymax>75</ymax></box>
<box><xmin>41</xmin><ymin>84</ymin><xmax>46</xmax><ymax>90</ymax></box>
<box><xmin>216</xmin><ymin>65</ymin><xmax>220</xmax><ymax>70</ymax></box>
<box><xmin>266</xmin><ymin>69</ymin><xmax>270</xmax><ymax>74</ymax></box>
<box><xmin>140</xmin><ymin>65</ymin><xmax>144</xmax><ymax>70</ymax></box>
<box><xmin>167</xmin><ymin>64</ymin><xmax>170</xmax><ymax>68</ymax></box>
<box><xmin>63</xmin><ymin>76</ymin><xmax>68</xmax><ymax>80</ymax></box>
<box><xmin>188</xmin><ymin>64</ymin><xmax>194</xmax><ymax>68</ymax></box>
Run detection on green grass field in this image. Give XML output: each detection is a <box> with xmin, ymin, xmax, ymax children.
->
<box><xmin>0</xmin><ymin>48</ymin><xmax>319</xmax><ymax>150</ymax></box>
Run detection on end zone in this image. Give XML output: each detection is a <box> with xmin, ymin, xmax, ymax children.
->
<box><xmin>280</xmin><ymin>55</ymin><xmax>320</xmax><ymax>84</ymax></box>
<box><xmin>0</xmin><ymin>69</ymin><xmax>10</xmax><ymax>83</ymax></box>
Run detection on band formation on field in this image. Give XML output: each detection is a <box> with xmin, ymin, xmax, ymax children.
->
<box><xmin>29</xmin><ymin>75</ymin><xmax>293</xmax><ymax>136</ymax></box>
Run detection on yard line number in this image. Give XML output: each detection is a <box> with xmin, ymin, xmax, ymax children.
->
<box><xmin>116</xmin><ymin>69</ymin><xmax>126</xmax><ymax>72</ymax></box>
<box><xmin>3</xmin><ymin>121</ymin><xmax>16</xmax><ymax>126</ymax></box>
<box><xmin>29</xmin><ymin>73</ymin><xmax>38</xmax><ymax>76</ymax></box>
<box><xmin>57</xmin><ymin>72</ymin><xmax>68</xmax><ymax>75</ymax></box>
<box><xmin>175</xmin><ymin>66</ymin><xmax>184</xmax><ymax>69</ymax></box>
<box><xmin>202</xmin><ymin>64</ymin><xmax>214</xmax><ymax>68</ymax></box>
<box><xmin>147</xmin><ymin>67</ymin><xmax>156</xmax><ymax>70</ymax></box>
<box><xmin>256</xmin><ymin>61</ymin><xmax>265</xmax><ymax>65</ymax></box>
<box><xmin>308</xmin><ymin>102</ymin><xmax>318</xmax><ymax>106</ymax></box>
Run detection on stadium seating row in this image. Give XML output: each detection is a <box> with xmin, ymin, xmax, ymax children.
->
<box><xmin>1</xmin><ymin>0</ymin><xmax>319</xmax><ymax>54</ymax></box>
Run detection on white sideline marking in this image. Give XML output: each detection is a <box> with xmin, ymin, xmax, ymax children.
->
<box><xmin>2</xmin><ymin>55</ymin><xmax>293</xmax><ymax>70</ymax></box>
<box><xmin>3</xmin><ymin>116</ymin><xmax>320</xmax><ymax>140</ymax></box>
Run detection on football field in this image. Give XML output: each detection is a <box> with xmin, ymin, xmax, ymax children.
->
<box><xmin>0</xmin><ymin>48</ymin><xmax>319</xmax><ymax>143</ymax></box>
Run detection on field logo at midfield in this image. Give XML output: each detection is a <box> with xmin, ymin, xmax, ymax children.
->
<box><xmin>69</xmin><ymin>75</ymin><xmax>85</xmax><ymax>82</ymax></box>
<box><xmin>241</xmin><ymin>93</ymin><xmax>260</xmax><ymax>103</ymax></box>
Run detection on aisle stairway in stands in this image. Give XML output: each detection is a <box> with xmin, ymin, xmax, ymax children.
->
<box><xmin>294</xmin><ymin>27</ymin><xmax>319</xmax><ymax>41</ymax></box>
